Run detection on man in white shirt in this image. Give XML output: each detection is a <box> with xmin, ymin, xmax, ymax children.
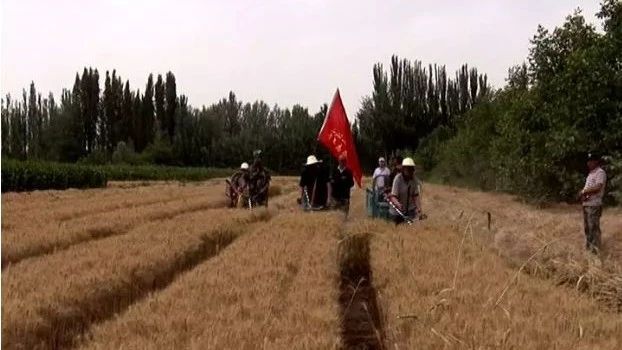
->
<box><xmin>372</xmin><ymin>157</ymin><xmax>390</xmax><ymax>195</ymax></box>
<box><xmin>578</xmin><ymin>153</ymin><xmax>607</xmax><ymax>254</ymax></box>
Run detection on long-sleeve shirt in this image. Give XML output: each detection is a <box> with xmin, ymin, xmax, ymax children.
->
<box><xmin>300</xmin><ymin>164</ymin><xmax>330</xmax><ymax>207</ymax></box>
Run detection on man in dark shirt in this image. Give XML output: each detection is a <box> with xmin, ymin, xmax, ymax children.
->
<box><xmin>299</xmin><ymin>155</ymin><xmax>330</xmax><ymax>209</ymax></box>
<box><xmin>249</xmin><ymin>151</ymin><xmax>271</xmax><ymax>206</ymax></box>
<box><xmin>330</xmin><ymin>154</ymin><xmax>354</xmax><ymax>214</ymax></box>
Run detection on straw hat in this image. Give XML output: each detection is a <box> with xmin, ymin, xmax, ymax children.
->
<box><xmin>306</xmin><ymin>155</ymin><xmax>321</xmax><ymax>165</ymax></box>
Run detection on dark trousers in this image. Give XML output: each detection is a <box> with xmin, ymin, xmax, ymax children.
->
<box><xmin>583</xmin><ymin>206</ymin><xmax>602</xmax><ymax>253</ymax></box>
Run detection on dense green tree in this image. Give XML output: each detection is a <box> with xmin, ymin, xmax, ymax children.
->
<box><xmin>154</xmin><ymin>74</ymin><xmax>165</xmax><ymax>138</ymax></box>
<box><xmin>140</xmin><ymin>74</ymin><xmax>155</xmax><ymax>151</ymax></box>
<box><xmin>121</xmin><ymin>81</ymin><xmax>133</xmax><ymax>145</ymax></box>
<box><xmin>165</xmin><ymin>72</ymin><xmax>177</xmax><ymax>142</ymax></box>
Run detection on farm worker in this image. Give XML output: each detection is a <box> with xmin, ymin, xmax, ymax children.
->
<box><xmin>249</xmin><ymin>151</ymin><xmax>271</xmax><ymax>206</ymax></box>
<box><xmin>578</xmin><ymin>152</ymin><xmax>607</xmax><ymax>254</ymax></box>
<box><xmin>232</xmin><ymin>162</ymin><xmax>250</xmax><ymax>190</ymax></box>
<box><xmin>330</xmin><ymin>154</ymin><xmax>354</xmax><ymax>214</ymax></box>
<box><xmin>299</xmin><ymin>155</ymin><xmax>331</xmax><ymax>209</ymax></box>
<box><xmin>372</xmin><ymin>157</ymin><xmax>390</xmax><ymax>200</ymax></box>
<box><xmin>388</xmin><ymin>157</ymin><xmax>422</xmax><ymax>225</ymax></box>
<box><xmin>227</xmin><ymin>163</ymin><xmax>250</xmax><ymax>207</ymax></box>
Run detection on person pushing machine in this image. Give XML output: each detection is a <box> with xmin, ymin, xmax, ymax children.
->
<box><xmin>387</xmin><ymin>157</ymin><xmax>423</xmax><ymax>225</ymax></box>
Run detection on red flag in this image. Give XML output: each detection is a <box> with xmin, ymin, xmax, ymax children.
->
<box><xmin>318</xmin><ymin>89</ymin><xmax>362</xmax><ymax>187</ymax></box>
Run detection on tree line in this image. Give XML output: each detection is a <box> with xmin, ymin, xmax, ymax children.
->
<box><xmin>1</xmin><ymin>70</ymin><xmax>333</xmax><ymax>173</ymax></box>
<box><xmin>417</xmin><ymin>0</ymin><xmax>621</xmax><ymax>203</ymax></box>
<box><xmin>0</xmin><ymin>68</ymin><xmax>178</xmax><ymax>162</ymax></box>
<box><xmin>1</xmin><ymin>58</ymin><xmax>489</xmax><ymax>174</ymax></box>
<box><xmin>356</xmin><ymin>56</ymin><xmax>490</xmax><ymax>165</ymax></box>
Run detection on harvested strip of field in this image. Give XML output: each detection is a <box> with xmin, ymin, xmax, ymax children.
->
<box><xmin>338</xmin><ymin>230</ymin><xmax>384</xmax><ymax>349</ymax></box>
<box><xmin>369</xmin><ymin>218</ymin><xmax>622</xmax><ymax>349</ymax></box>
<box><xmin>1</xmin><ymin>206</ymin><xmax>274</xmax><ymax>350</ymax></box>
<box><xmin>426</xmin><ymin>184</ymin><xmax>622</xmax><ymax>310</ymax></box>
<box><xmin>78</xmin><ymin>211</ymin><xmax>344</xmax><ymax>349</ymax></box>
<box><xmin>2</xmin><ymin>187</ymin><xmax>227</xmax><ymax>267</ymax></box>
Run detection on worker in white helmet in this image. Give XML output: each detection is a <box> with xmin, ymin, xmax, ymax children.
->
<box><xmin>226</xmin><ymin>162</ymin><xmax>250</xmax><ymax>207</ymax></box>
<box><xmin>387</xmin><ymin>157</ymin><xmax>422</xmax><ymax>224</ymax></box>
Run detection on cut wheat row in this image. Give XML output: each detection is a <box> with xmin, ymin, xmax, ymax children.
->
<box><xmin>1</xmin><ymin>204</ymin><xmax>279</xmax><ymax>350</ymax></box>
<box><xmin>2</xmin><ymin>185</ymin><xmax>227</xmax><ymax>267</ymax></box>
<box><xmin>78</xmin><ymin>211</ymin><xmax>344</xmax><ymax>349</ymax></box>
<box><xmin>368</xmin><ymin>217</ymin><xmax>622</xmax><ymax>349</ymax></box>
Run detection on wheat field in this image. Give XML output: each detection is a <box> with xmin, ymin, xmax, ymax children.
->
<box><xmin>2</xmin><ymin>178</ymin><xmax>621</xmax><ymax>349</ymax></box>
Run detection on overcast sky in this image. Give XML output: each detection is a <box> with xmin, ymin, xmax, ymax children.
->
<box><xmin>1</xmin><ymin>0</ymin><xmax>601</xmax><ymax>116</ymax></box>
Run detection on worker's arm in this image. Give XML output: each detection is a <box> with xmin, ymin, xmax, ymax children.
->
<box><xmin>580</xmin><ymin>171</ymin><xmax>606</xmax><ymax>197</ymax></box>
<box><xmin>581</xmin><ymin>183</ymin><xmax>603</xmax><ymax>196</ymax></box>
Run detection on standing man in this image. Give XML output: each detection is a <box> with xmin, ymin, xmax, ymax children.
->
<box><xmin>579</xmin><ymin>152</ymin><xmax>607</xmax><ymax>254</ymax></box>
<box><xmin>372</xmin><ymin>157</ymin><xmax>390</xmax><ymax>199</ymax></box>
<box><xmin>249</xmin><ymin>150</ymin><xmax>271</xmax><ymax>206</ymax></box>
<box><xmin>388</xmin><ymin>157</ymin><xmax>422</xmax><ymax>225</ymax></box>
<box><xmin>330</xmin><ymin>154</ymin><xmax>354</xmax><ymax>214</ymax></box>
<box><xmin>299</xmin><ymin>155</ymin><xmax>330</xmax><ymax>209</ymax></box>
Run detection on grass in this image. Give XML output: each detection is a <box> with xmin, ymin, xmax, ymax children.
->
<box><xmin>97</xmin><ymin>164</ymin><xmax>233</xmax><ymax>182</ymax></box>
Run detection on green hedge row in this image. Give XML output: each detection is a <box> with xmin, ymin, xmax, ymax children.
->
<box><xmin>2</xmin><ymin>160</ymin><xmax>235</xmax><ymax>193</ymax></box>
<box><xmin>2</xmin><ymin>160</ymin><xmax>108</xmax><ymax>192</ymax></box>
<box><xmin>98</xmin><ymin>164</ymin><xmax>233</xmax><ymax>182</ymax></box>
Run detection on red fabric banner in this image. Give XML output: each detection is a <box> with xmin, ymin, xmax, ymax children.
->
<box><xmin>317</xmin><ymin>89</ymin><xmax>362</xmax><ymax>187</ymax></box>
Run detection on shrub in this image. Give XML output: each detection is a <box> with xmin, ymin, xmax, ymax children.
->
<box><xmin>111</xmin><ymin>141</ymin><xmax>145</xmax><ymax>165</ymax></box>
<box><xmin>2</xmin><ymin>159</ymin><xmax>107</xmax><ymax>192</ymax></box>
<box><xmin>97</xmin><ymin>164</ymin><xmax>233</xmax><ymax>182</ymax></box>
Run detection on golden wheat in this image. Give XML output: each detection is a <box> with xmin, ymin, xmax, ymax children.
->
<box><xmin>1</xmin><ymin>206</ymin><xmax>275</xmax><ymax>350</ymax></box>
<box><xmin>78</xmin><ymin>211</ymin><xmax>344</xmax><ymax>350</ymax></box>
<box><xmin>368</xmin><ymin>218</ymin><xmax>622</xmax><ymax>348</ymax></box>
<box><xmin>2</xmin><ymin>179</ymin><xmax>621</xmax><ymax>349</ymax></box>
<box><xmin>2</xmin><ymin>186</ymin><xmax>226</xmax><ymax>266</ymax></box>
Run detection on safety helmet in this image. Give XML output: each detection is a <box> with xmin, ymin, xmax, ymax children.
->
<box><xmin>240</xmin><ymin>162</ymin><xmax>249</xmax><ymax>170</ymax></box>
<box><xmin>402</xmin><ymin>157</ymin><xmax>415</xmax><ymax>167</ymax></box>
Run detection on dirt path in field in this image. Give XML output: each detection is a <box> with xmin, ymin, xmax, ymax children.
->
<box><xmin>338</xmin><ymin>232</ymin><xmax>384</xmax><ymax>350</ymax></box>
<box><xmin>337</xmin><ymin>190</ymin><xmax>386</xmax><ymax>349</ymax></box>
